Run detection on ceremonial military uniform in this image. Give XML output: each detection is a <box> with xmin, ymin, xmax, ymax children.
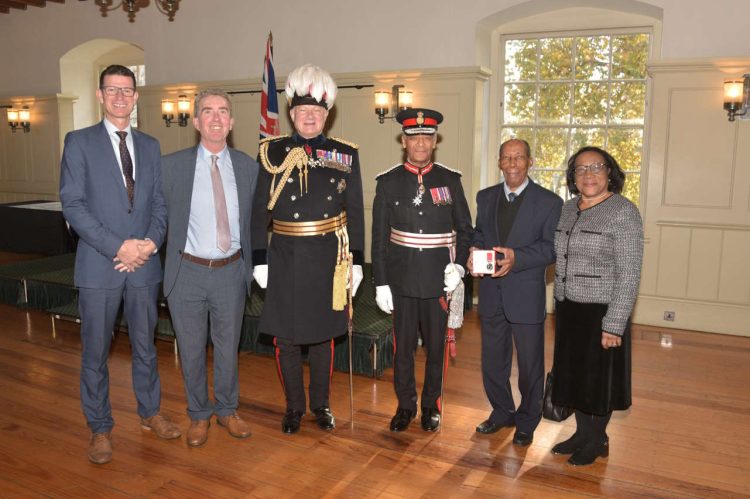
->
<box><xmin>371</xmin><ymin>161</ymin><xmax>472</xmax><ymax>415</ymax></box>
<box><xmin>252</xmin><ymin>133</ymin><xmax>364</xmax><ymax>414</ymax></box>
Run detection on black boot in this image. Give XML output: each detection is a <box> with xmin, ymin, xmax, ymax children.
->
<box><xmin>551</xmin><ymin>432</ymin><xmax>586</xmax><ymax>455</ymax></box>
<box><xmin>568</xmin><ymin>438</ymin><xmax>609</xmax><ymax>466</ymax></box>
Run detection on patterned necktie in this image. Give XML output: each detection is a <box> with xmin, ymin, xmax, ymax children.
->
<box><xmin>115</xmin><ymin>131</ymin><xmax>135</xmax><ymax>206</ymax></box>
<box><xmin>508</xmin><ymin>192</ymin><xmax>517</xmax><ymax>203</ymax></box>
<box><xmin>210</xmin><ymin>155</ymin><xmax>231</xmax><ymax>253</ymax></box>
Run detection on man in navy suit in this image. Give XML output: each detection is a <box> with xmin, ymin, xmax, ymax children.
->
<box><xmin>469</xmin><ymin>139</ymin><xmax>562</xmax><ymax>446</ymax></box>
<box><xmin>161</xmin><ymin>89</ymin><xmax>258</xmax><ymax>447</ymax></box>
<box><xmin>60</xmin><ymin>65</ymin><xmax>179</xmax><ymax>465</ymax></box>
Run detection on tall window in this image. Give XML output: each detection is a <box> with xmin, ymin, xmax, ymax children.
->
<box><xmin>500</xmin><ymin>32</ymin><xmax>649</xmax><ymax>204</ymax></box>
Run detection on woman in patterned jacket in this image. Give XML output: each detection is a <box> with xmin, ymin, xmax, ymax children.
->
<box><xmin>550</xmin><ymin>146</ymin><xmax>644</xmax><ymax>466</ymax></box>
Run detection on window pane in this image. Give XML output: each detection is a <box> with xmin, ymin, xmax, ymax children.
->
<box><xmin>610</xmin><ymin>82</ymin><xmax>645</xmax><ymax>124</ymax></box>
<box><xmin>575</xmin><ymin>36</ymin><xmax>610</xmax><ymax>80</ymax></box>
<box><xmin>504</xmin><ymin>83</ymin><xmax>536</xmax><ymax>124</ymax></box>
<box><xmin>570</xmin><ymin>127</ymin><xmax>607</xmax><ymax>153</ymax></box>
<box><xmin>531</xmin><ymin>168</ymin><xmax>570</xmax><ymax>199</ymax></box>
<box><xmin>535</xmin><ymin>128</ymin><xmax>568</xmax><ymax>169</ymax></box>
<box><xmin>538</xmin><ymin>83</ymin><xmax>570</xmax><ymax>124</ymax></box>
<box><xmin>505</xmin><ymin>39</ymin><xmax>538</xmax><ymax>82</ymax></box>
<box><xmin>608</xmin><ymin>128</ymin><xmax>643</xmax><ymax>171</ymax></box>
<box><xmin>612</xmin><ymin>34</ymin><xmax>649</xmax><ymax>79</ymax></box>
<box><xmin>539</xmin><ymin>37</ymin><xmax>573</xmax><ymax>80</ymax></box>
<box><xmin>573</xmin><ymin>82</ymin><xmax>608</xmax><ymax>124</ymax></box>
<box><xmin>621</xmin><ymin>173</ymin><xmax>640</xmax><ymax>205</ymax></box>
<box><xmin>500</xmin><ymin>127</ymin><xmax>534</xmax><ymax>148</ymax></box>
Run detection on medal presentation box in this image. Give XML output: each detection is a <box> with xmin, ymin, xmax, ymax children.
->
<box><xmin>472</xmin><ymin>249</ymin><xmax>496</xmax><ymax>275</ymax></box>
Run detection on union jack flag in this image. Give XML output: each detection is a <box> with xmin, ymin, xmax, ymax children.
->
<box><xmin>259</xmin><ymin>31</ymin><xmax>280</xmax><ymax>139</ymax></box>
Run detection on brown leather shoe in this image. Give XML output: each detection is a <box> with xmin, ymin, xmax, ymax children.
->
<box><xmin>87</xmin><ymin>432</ymin><xmax>112</xmax><ymax>464</ymax></box>
<box><xmin>141</xmin><ymin>413</ymin><xmax>181</xmax><ymax>440</ymax></box>
<box><xmin>187</xmin><ymin>419</ymin><xmax>210</xmax><ymax>447</ymax></box>
<box><xmin>217</xmin><ymin>412</ymin><xmax>251</xmax><ymax>439</ymax></box>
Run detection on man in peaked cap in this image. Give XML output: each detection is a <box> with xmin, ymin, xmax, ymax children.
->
<box><xmin>371</xmin><ymin>108</ymin><xmax>473</xmax><ymax>432</ymax></box>
<box><xmin>252</xmin><ymin>64</ymin><xmax>365</xmax><ymax>434</ymax></box>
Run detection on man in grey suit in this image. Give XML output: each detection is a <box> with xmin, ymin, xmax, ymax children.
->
<box><xmin>161</xmin><ymin>89</ymin><xmax>259</xmax><ymax>447</ymax></box>
<box><xmin>469</xmin><ymin>138</ymin><xmax>562</xmax><ymax>447</ymax></box>
<box><xmin>60</xmin><ymin>64</ymin><xmax>180</xmax><ymax>465</ymax></box>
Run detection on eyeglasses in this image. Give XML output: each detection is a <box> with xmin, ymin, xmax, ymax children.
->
<box><xmin>500</xmin><ymin>155</ymin><xmax>528</xmax><ymax>164</ymax></box>
<box><xmin>101</xmin><ymin>86</ymin><xmax>136</xmax><ymax>97</ymax></box>
<box><xmin>573</xmin><ymin>162</ymin><xmax>608</xmax><ymax>176</ymax></box>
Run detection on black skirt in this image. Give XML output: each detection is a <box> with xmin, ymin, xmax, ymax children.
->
<box><xmin>551</xmin><ymin>299</ymin><xmax>632</xmax><ymax>415</ymax></box>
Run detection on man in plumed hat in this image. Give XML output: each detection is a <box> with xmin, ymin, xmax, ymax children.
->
<box><xmin>252</xmin><ymin>64</ymin><xmax>365</xmax><ymax>434</ymax></box>
<box><xmin>371</xmin><ymin>108</ymin><xmax>473</xmax><ymax>432</ymax></box>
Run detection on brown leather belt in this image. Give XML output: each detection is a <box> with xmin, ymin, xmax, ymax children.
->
<box><xmin>272</xmin><ymin>212</ymin><xmax>347</xmax><ymax>237</ymax></box>
<box><xmin>182</xmin><ymin>251</ymin><xmax>241</xmax><ymax>268</ymax></box>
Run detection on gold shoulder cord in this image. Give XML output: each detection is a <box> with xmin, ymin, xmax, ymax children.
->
<box><xmin>328</xmin><ymin>136</ymin><xmax>359</xmax><ymax>149</ymax></box>
<box><xmin>259</xmin><ymin>141</ymin><xmax>310</xmax><ymax>210</ymax></box>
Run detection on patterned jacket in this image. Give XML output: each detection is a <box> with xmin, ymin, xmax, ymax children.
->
<box><xmin>553</xmin><ymin>194</ymin><xmax>643</xmax><ymax>335</ymax></box>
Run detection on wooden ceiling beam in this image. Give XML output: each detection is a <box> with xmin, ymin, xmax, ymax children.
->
<box><xmin>22</xmin><ymin>0</ymin><xmax>48</xmax><ymax>8</ymax></box>
<box><xmin>0</xmin><ymin>0</ymin><xmax>28</xmax><ymax>9</ymax></box>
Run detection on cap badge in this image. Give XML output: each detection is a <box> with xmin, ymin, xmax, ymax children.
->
<box><xmin>416</xmin><ymin>112</ymin><xmax>425</xmax><ymax>125</ymax></box>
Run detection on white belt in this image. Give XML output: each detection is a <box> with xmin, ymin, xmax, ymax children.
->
<box><xmin>389</xmin><ymin>228</ymin><xmax>456</xmax><ymax>249</ymax></box>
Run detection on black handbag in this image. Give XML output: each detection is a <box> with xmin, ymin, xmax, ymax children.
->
<box><xmin>543</xmin><ymin>371</ymin><xmax>572</xmax><ymax>422</ymax></box>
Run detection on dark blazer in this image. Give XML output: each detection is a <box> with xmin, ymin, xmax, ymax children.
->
<box><xmin>372</xmin><ymin>163</ymin><xmax>473</xmax><ymax>299</ymax></box>
<box><xmin>60</xmin><ymin>121</ymin><xmax>166</xmax><ymax>289</ymax></box>
<box><xmin>473</xmin><ymin>180</ymin><xmax>562</xmax><ymax>323</ymax></box>
<box><xmin>161</xmin><ymin>146</ymin><xmax>259</xmax><ymax>298</ymax></box>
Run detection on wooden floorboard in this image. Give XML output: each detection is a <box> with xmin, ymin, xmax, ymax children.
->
<box><xmin>0</xmin><ymin>300</ymin><xmax>748</xmax><ymax>498</ymax></box>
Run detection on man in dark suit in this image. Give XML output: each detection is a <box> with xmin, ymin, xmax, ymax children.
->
<box><xmin>372</xmin><ymin>108</ymin><xmax>473</xmax><ymax>433</ymax></box>
<box><xmin>161</xmin><ymin>89</ymin><xmax>259</xmax><ymax>447</ymax></box>
<box><xmin>469</xmin><ymin>138</ymin><xmax>562</xmax><ymax>446</ymax></box>
<box><xmin>60</xmin><ymin>64</ymin><xmax>180</xmax><ymax>465</ymax></box>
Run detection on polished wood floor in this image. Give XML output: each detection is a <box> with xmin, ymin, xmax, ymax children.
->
<box><xmin>0</xmin><ymin>267</ymin><xmax>748</xmax><ymax>496</ymax></box>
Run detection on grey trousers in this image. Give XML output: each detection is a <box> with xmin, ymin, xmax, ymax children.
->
<box><xmin>167</xmin><ymin>257</ymin><xmax>246</xmax><ymax>420</ymax></box>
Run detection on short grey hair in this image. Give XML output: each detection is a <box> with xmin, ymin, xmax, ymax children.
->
<box><xmin>194</xmin><ymin>88</ymin><xmax>233</xmax><ymax>116</ymax></box>
<box><xmin>499</xmin><ymin>138</ymin><xmax>531</xmax><ymax>158</ymax></box>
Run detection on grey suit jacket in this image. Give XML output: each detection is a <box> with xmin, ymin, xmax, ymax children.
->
<box><xmin>160</xmin><ymin>145</ymin><xmax>259</xmax><ymax>298</ymax></box>
<box><xmin>473</xmin><ymin>180</ymin><xmax>562</xmax><ymax>324</ymax></box>
<box><xmin>60</xmin><ymin>121</ymin><xmax>167</xmax><ymax>289</ymax></box>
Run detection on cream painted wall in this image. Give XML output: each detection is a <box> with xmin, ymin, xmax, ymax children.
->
<box><xmin>634</xmin><ymin>58</ymin><xmax>750</xmax><ymax>336</ymax></box>
<box><xmin>1</xmin><ymin>0</ymin><xmax>750</xmax><ymax>98</ymax></box>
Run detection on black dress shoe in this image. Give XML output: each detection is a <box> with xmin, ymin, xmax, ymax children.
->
<box><xmin>312</xmin><ymin>406</ymin><xmax>336</xmax><ymax>430</ymax></box>
<box><xmin>512</xmin><ymin>430</ymin><xmax>533</xmax><ymax>447</ymax></box>
<box><xmin>568</xmin><ymin>439</ymin><xmax>609</xmax><ymax>466</ymax></box>
<box><xmin>475</xmin><ymin>419</ymin><xmax>512</xmax><ymax>434</ymax></box>
<box><xmin>281</xmin><ymin>409</ymin><xmax>304</xmax><ymax>434</ymax></box>
<box><xmin>420</xmin><ymin>408</ymin><xmax>441</xmax><ymax>432</ymax></box>
<box><xmin>389</xmin><ymin>408</ymin><xmax>415</xmax><ymax>432</ymax></box>
<box><xmin>551</xmin><ymin>432</ymin><xmax>586</xmax><ymax>455</ymax></box>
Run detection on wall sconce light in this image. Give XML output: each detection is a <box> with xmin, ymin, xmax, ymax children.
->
<box><xmin>162</xmin><ymin>95</ymin><xmax>190</xmax><ymax>127</ymax></box>
<box><xmin>161</xmin><ymin>98</ymin><xmax>175</xmax><ymax>127</ymax></box>
<box><xmin>724</xmin><ymin>74</ymin><xmax>749</xmax><ymax>121</ymax></box>
<box><xmin>375</xmin><ymin>85</ymin><xmax>413</xmax><ymax>124</ymax></box>
<box><xmin>177</xmin><ymin>94</ymin><xmax>190</xmax><ymax>127</ymax></box>
<box><xmin>7</xmin><ymin>106</ymin><xmax>30</xmax><ymax>133</ymax></box>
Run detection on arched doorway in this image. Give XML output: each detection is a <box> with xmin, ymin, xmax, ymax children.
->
<box><xmin>60</xmin><ymin>39</ymin><xmax>144</xmax><ymax>129</ymax></box>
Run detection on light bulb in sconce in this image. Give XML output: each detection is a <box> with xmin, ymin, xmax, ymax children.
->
<box><xmin>162</xmin><ymin>99</ymin><xmax>176</xmax><ymax>127</ymax></box>
<box><xmin>177</xmin><ymin>94</ymin><xmax>190</xmax><ymax>127</ymax></box>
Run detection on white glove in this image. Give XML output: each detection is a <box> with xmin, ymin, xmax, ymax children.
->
<box><xmin>253</xmin><ymin>264</ymin><xmax>268</xmax><ymax>289</ymax></box>
<box><xmin>375</xmin><ymin>285</ymin><xmax>394</xmax><ymax>314</ymax></box>
<box><xmin>443</xmin><ymin>263</ymin><xmax>465</xmax><ymax>293</ymax></box>
<box><xmin>350</xmin><ymin>265</ymin><xmax>364</xmax><ymax>296</ymax></box>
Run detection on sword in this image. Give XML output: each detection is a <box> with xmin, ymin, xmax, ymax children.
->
<box><xmin>347</xmin><ymin>254</ymin><xmax>355</xmax><ymax>427</ymax></box>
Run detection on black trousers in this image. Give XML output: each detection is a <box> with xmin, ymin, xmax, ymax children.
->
<box><xmin>392</xmin><ymin>295</ymin><xmax>448</xmax><ymax>413</ymax></box>
<box><xmin>274</xmin><ymin>337</ymin><xmax>334</xmax><ymax>412</ymax></box>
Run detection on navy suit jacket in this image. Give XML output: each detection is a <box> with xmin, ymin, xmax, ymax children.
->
<box><xmin>160</xmin><ymin>146</ymin><xmax>259</xmax><ymax>298</ymax></box>
<box><xmin>60</xmin><ymin>121</ymin><xmax>167</xmax><ymax>289</ymax></box>
<box><xmin>473</xmin><ymin>180</ymin><xmax>562</xmax><ymax>323</ymax></box>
